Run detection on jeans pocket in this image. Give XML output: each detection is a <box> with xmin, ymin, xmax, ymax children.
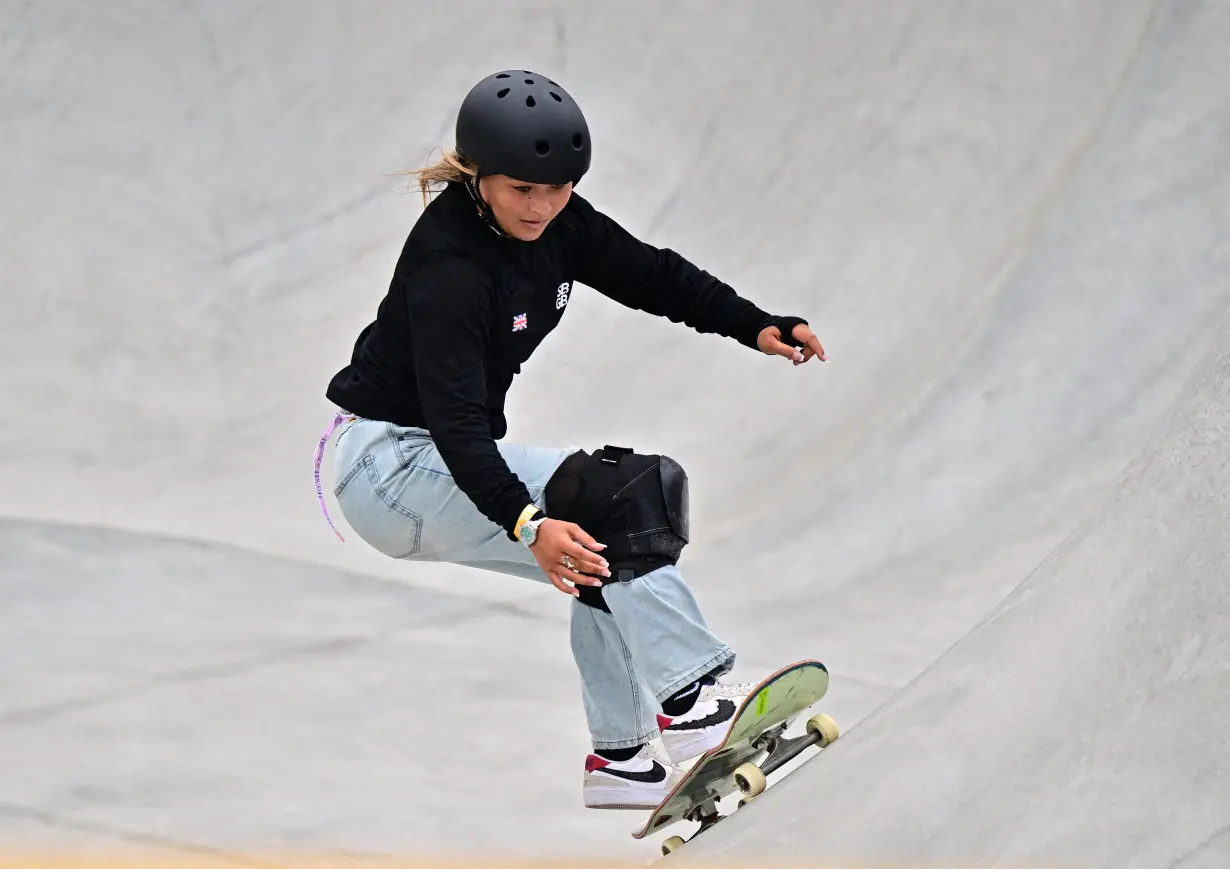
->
<box><xmin>333</xmin><ymin>454</ymin><xmax>423</xmax><ymax>559</ymax></box>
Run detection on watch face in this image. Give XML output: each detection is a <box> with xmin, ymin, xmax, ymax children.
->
<box><xmin>519</xmin><ymin>523</ymin><xmax>535</xmax><ymax>544</ymax></box>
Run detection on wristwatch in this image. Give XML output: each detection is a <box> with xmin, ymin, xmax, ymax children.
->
<box><xmin>517</xmin><ymin>509</ymin><xmax>547</xmax><ymax>547</ymax></box>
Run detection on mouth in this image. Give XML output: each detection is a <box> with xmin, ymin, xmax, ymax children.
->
<box><xmin>520</xmin><ymin>219</ymin><xmax>545</xmax><ymax>230</ymax></box>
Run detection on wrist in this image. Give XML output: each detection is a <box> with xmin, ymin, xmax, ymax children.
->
<box><xmin>514</xmin><ymin>505</ymin><xmax>547</xmax><ymax>547</ymax></box>
<box><xmin>734</xmin><ymin>311</ymin><xmax>776</xmax><ymax>351</ymax></box>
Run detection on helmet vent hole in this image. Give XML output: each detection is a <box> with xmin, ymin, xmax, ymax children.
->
<box><xmin>549</xmin><ymin>92</ymin><xmax>562</xmax><ymax>102</ymax></box>
<box><xmin>524</xmin><ymin>78</ymin><xmax>535</xmax><ymax>85</ymax></box>
<box><xmin>535</xmin><ymin>139</ymin><xmax>551</xmax><ymax>156</ymax></box>
<box><xmin>548</xmin><ymin>79</ymin><xmax>558</xmax><ymax>86</ymax></box>
<box><xmin>525</xmin><ymin>95</ymin><xmax>537</xmax><ymax>107</ymax></box>
<box><xmin>497</xmin><ymin>88</ymin><xmax>510</xmax><ymax>99</ymax></box>
<box><xmin>496</xmin><ymin>73</ymin><xmax>510</xmax><ymax>79</ymax></box>
<box><xmin>572</xmin><ymin>133</ymin><xmax>585</xmax><ymax>150</ymax></box>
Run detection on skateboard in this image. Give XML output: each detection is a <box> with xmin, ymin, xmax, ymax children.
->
<box><xmin>631</xmin><ymin>659</ymin><xmax>838</xmax><ymax>856</ymax></box>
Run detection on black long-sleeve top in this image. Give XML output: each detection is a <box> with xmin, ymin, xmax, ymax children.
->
<box><xmin>326</xmin><ymin>181</ymin><xmax>778</xmax><ymax>538</ymax></box>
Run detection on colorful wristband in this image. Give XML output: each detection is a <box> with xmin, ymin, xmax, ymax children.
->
<box><xmin>512</xmin><ymin>503</ymin><xmax>541</xmax><ymax>541</ymax></box>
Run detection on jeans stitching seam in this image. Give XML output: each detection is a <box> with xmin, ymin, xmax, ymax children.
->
<box><xmin>619</xmin><ymin>635</ymin><xmax>654</xmax><ymax>741</ymax></box>
<box><xmin>363</xmin><ymin>455</ymin><xmax>423</xmax><ymax>558</ymax></box>
<box><xmin>332</xmin><ymin>457</ymin><xmax>367</xmax><ymax>497</ymax></box>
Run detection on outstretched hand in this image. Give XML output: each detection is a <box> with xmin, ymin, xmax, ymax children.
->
<box><xmin>757</xmin><ymin>322</ymin><xmax>826</xmax><ymax>365</ymax></box>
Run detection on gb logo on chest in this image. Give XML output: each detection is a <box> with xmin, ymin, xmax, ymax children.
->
<box><xmin>555</xmin><ymin>281</ymin><xmax>572</xmax><ymax>310</ymax></box>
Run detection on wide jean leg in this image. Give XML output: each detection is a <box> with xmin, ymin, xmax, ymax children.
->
<box><xmin>325</xmin><ymin>417</ymin><xmax>735</xmax><ymax>749</ymax></box>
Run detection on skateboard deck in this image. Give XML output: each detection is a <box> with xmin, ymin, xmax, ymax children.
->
<box><xmin>632</xmin><ymin>659</ymin><xmax>835</xmax><ymax>847</ymax></box>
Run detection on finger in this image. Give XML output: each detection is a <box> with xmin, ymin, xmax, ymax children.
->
<box><xmin>560</xmin><ymin>560</ymin><xmax>604</xmax><ymax>586</ymax></box>
<box><xmin>547</xmin><ymin>571</ymin><xmax>580</xmax><ymax>597</ymax></box>
<box><xmin>570</xmin><ymin>560</ymin><xmax>609</xmax><ymax>582</ymax></box>
<box><xmin>567</xmin><ymin>543</ymin><xmax>611</xmax><ymax>577</ymax></box>
<box><xmin>788</xmin><ymin>326</ymin><xmax>810</xmax><ymax>358</ymax></box>
<box><xmin>789</xmin><ymin>329</ymin><xmax>825</xmax><ymax>365</ymax></box>
<box><xmin>567</xmin><ymin>523</ymin><xmax>607</xmax><ymax>552</ymax></box>
<box><xmin>766</xmin><ymin>338</ymin><xmax>800</xmax><ymax>361</ymax></box>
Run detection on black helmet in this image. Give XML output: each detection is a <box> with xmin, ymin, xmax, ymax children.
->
<box><xmin>455</xmin><ymin>70</ymin><xmax>591</xmax><ymax>185</ymax></box>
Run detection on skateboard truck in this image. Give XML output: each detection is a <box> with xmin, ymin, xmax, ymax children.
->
<box><xmin>734</xmin><ymin>714</ymin><xmax>840</xmax><ymax>801</ymax></box>
<box><xmin>685</xmin><ymin>796</ymin><xmax>722</xmax><ymax>830</ymax></box>
<box><xmin>661</xmin><ymin>797</ymin><xmax>723</xmax><ymax>856</ymax></box>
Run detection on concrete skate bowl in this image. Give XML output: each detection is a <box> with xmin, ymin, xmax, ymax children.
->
<box><xmin>1</xmin><ymin>1</ymin><xmax>1227</xmax><ymax>868</ymax></box>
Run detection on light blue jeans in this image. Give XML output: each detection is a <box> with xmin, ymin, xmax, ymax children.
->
<box><xmin>325</xmin><ymin>417</ymin><xmax>735</xmax><ymax>750</ymax></box>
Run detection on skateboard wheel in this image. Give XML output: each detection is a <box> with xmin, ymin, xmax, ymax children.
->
<box><xmin>806</xmin><ymin>713</ymin><xmax>840</xmax><ymax>746</ymax></box>
<box><xmin>733</xmin><ymin>762</ymin><xmax>767</xmax><ymax>798</ymax></box>
<box><xmin>662</xmin><ymin>835</ymin><xmax>686</xmax><ymax>856</ymax></box>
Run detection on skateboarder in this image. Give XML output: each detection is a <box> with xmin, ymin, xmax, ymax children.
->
<box><xmin>315</xmin><ymin>70</ymin><xmax>826</xmax><ymax>810</ymax></box>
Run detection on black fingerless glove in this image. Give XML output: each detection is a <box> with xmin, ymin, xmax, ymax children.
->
<box><xmin>768</xmin><ymin>315</ymin><xmax>809</xmax><ymax>349</ymax></box>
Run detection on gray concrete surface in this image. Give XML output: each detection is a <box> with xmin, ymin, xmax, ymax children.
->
<box><xmin>1</xmin><ymin>0</ymin><xmax>1227</xmax><ymax>865</ymax></box>
<box><xmin>692</xmin><ymin>309</ymin><xmax>1230</xmax><ymax>867</ymax></box>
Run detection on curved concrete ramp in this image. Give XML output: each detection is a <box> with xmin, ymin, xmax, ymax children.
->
<box><xmin>1</xmin><ymin>0</ymin><xmax>1228</xmax><ymax>865</ymax></box>
<box><xmin>690</xmin><ymin>311</ymin><xmax>1230</xmax><ymax>868</ymax></box>
<box><xmin>686</xmin><ymin>3</ymin><xmax>1230</xmax><ymax>865</ymax></box>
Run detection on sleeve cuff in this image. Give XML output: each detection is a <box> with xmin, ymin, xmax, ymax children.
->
<box><xmin>731</xmin><ymin>310</ymin><xmax>776</xmax><ymax>350</ymax></box>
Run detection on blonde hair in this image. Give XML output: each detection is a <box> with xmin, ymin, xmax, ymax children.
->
<box><xmin>398</xmin><ymin>149</ymin><xmax>478</xmax><ymax>207</ymax></box>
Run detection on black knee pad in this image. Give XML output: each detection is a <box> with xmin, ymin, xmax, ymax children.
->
<box><xmin>546</xmin><ymin>445</ymin><xmax>690</xmax><ymax>612</ymax></box>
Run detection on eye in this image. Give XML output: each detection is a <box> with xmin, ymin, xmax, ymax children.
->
<box><xmin>550</xmin><ymin>184</ymin><xmax>566</xmax><ymax>191</ymax></box>
<box><xmin>514</xmin><ymin>185</ymin><xmax>532</xmax><ymax>193</ymax></box>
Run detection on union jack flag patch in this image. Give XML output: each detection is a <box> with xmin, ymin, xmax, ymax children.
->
<box><xmin>512</xmin><ymin>313</ymin><xmax>528</xmax><ymax>332</ymax></box>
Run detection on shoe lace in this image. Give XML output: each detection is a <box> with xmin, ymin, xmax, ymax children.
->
<box><xmin>710</xmin><ymin>678</ymin><xmax>761</xmax><ymax>698</ymax></box>
<box><xmin>647</xmin><ymin>740</ymin><xmax>687</xmax><ymax>770</ymax></box>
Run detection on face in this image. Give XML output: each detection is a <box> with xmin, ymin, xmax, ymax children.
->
<box><xmin>478</xmin><ymin>175</ymin><xmax>573</xmax><ymax>241</ymax></box>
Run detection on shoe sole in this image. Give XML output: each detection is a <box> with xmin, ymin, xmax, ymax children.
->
<box><xmin>583</xmin><ymin>786</ymin><xmax>667</xmax><ymax>810</ymax></box>
<box><xmin>662</xmin><ymin>727</ymin><xmax>727</xmax><ymax>765</ymax></box>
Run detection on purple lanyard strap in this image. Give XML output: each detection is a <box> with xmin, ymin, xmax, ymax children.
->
<box><xmin>313</xmin><ymin>411</ymin><xmax>357</xmax><ymax>541</ymax></box>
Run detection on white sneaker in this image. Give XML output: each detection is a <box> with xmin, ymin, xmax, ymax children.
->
<box><xmin>583</xmin><ymin>742</ymin><xmax>683</xmax><ymax>810</ymax></box>
<box><xmin>657</xmin><ymin>678</ymin><xmax>760</xmax><ymax>765</ymax></box>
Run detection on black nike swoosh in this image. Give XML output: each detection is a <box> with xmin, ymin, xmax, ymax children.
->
<box><xmin>592</xmin><ymin>762</ymin><xmax>669</xmax><ymax>783</ymax></box>
<box><xmin>664</xmin><ymin>698</ymin><xmax>737</xmax><ymax>732</ymax></box>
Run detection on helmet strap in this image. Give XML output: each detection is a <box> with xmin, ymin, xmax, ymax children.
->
<box><xmin>463</xmin><ymin>173</ymin><xmax>511</xmax><ymax>239</ymax></box>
